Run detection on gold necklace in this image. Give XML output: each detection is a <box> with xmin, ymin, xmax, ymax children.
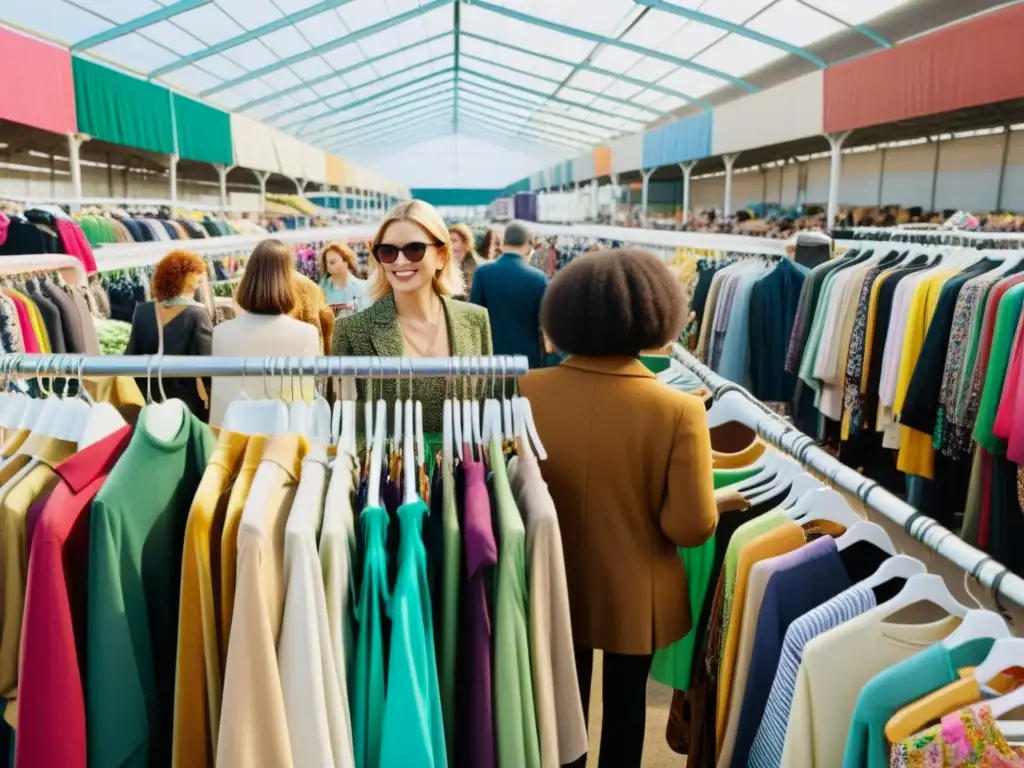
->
<box><xmin>400</xmin><ymin>299</ymin><xmax>444</xmax><ymax>356</ymax></box>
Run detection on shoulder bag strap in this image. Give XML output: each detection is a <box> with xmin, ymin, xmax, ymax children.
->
<box><xmin>153</xmin><ymin>303</ymin><xmax>209</xmax><ymax>410</ymax></box>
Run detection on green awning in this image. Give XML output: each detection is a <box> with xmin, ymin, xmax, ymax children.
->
<box><xmin>172</xmin><ymin>93</ymin><xmax>234</xmax><ymax>166</ymax></box>
<box><xmin>73</xmin><ymin>57</ymin><xmax>175</xmax><ymax>155</ymax></box>
<box><xmin>410</xmin><ymin>188</ymin><xmax>503</xmax><ymax>207</ymax></box>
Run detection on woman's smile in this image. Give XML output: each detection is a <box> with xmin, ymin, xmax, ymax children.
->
<box><xmin>389</xmin><ymin>267</ymin><xmax>419</xmax><ymax>282</ymax></box>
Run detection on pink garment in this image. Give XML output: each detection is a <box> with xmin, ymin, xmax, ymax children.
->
<box><xmin>5</xmin><ymin>293</ymin><xmax>39</xmax><ymax>354</ymax></box>
<box><xmin>993</xmin><ymin>310</ymin><xmax>1024</xmax><ymax>440</ymax></box>
<box><xmin>0</xmin><ymin>212</ymin><xmax>9</xmax><ymax>246</ymax></box>
<box><xmin>1005</xmin><ymin>342</ymin><xmax>1024</xmax><ymax>462</ymax></box>
<box><xmin>54</xmin><ymin>219</ymin><xmax>98</xmax><ymax>275</ymax></box>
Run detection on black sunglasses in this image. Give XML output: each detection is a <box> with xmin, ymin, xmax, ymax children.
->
<box><xmin>372</xmin><ymin>241</ymin><xmax>441</xmax><ymax>264</ymax></box>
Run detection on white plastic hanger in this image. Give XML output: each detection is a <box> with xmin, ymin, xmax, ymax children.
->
<box><xmin>281</xmin><ymin>358</ymin><xmax>308</xmax><ymax>434</ymax></box>
<box><xmin>745</xmin><ymin>456</ymin><xmax>803</xmax><ymax>505</ymax></box>
<box><xmin>706</xmin><ymin>390</ymin><xmax>761</xmax><ymax>429</ymax></box>
<box><xmin>875</xmin><ymin>573</ymin><xmax>969</xmax><ymax>621</ymax></box>
<box><xmin>364</xmin><ymin>381</ymin><xmax>374</xmax><ymax>457</ymax></box>
<box><xmin>366</xmin><ymin>387</ymin><xmax>388</xmax><ymax>509</ymax></box>
<box><xmin>403</xmin><ymin>393</ymin><xmax>417</xmax><ymax>504</ymax></box>
<box><xmin>856</xmin><ymin>554</ymin><xmax>927</xmax><ymax>591</ymax></box>
<box><xmin>973</xmin><ymin>638</ymin><xmax>1024</xmax><ymax>689</ymax></box>
<box><xmin>470</xmin><ymin>358</ymin><xmax>484</xmax><ymax>452</ymax></box>
<box><xmin>733</xmin><ymin>452</ymin><xmax>782</xmax><ymax>494</ymax></box>
<box><xmin>331</xmin><ymin>378</ymin><xmax>343</xmax><ymax>447</ymax></box>
<box><xmin>443</xmin><ymin>398</ymin><xmax>455</xmax><ymax>465</ymax></box>
<box><xmin>788</xmin><ymin>487</ymin><xmax>863</xmax><ymax>529</ymax></box>
<box><xmin>941</xmin><ymin>609</ymin><xmax>1011</xmax><ymax>650</ymax></box>
<box><xmin>501</xmin><ymin>365</ymin><xmax>514</xmax><ymax>441</ymax></box>
<box><xmin>0</xmin><ymin>381</ymin><xmax>30</xmax><ymax>431</ymax></box>
<box><xmin>23</xmin><ymin>357</ymin><xmax>64</xmax><ymax>439</ymax></box>
<box><xmin>414</xmin><ymin>400</ymin><xmax>425</xmax><ymax>469</ymax></box>
<box><xmin>836</xmin><ymin>521</ymin><xmax>897</xmax><ymax>555</ymax></box>
<box><xmin>142</xmin><ymin>354</ymin><xmax>186</xmax><ymax>442</ymax></box>
<box><xmin>394</xmin><ymin>379</ymin><xmax>404</xmax><ymax>450</ymax></box>
<box><xmin>30</xmin><ymin>357</ymin><xmax>89</xmax><ymax>443</ymax></box>
<box><xmin>14</xmin><ymin>398</ymin><xmax>43</xmax><ymax>432</ymax></box>
<box><xmin>779</xmin><ymin>472</ymin><xmax>823</xmax><ymax>508</ymax></box>
<box><xmin>342</xmin><ymin>399</ymin><xmax>357</xmax><ymax>457</ymax></box>
<box><xmin>305</xmin><ymin>359</ymin><xmax>332</xmax><ymax>444</ymax></box>
<box><xmin>70</xmin><ymin>358</ymin><xmax>125</xmax><ymax>449</ymax></box>
<box><xmin>222</xmin><ymin>358</ymin><xmax>288</xmax><ymax>436</ymax></box>
<box><xmin>451</xmin><ymin>360</ymin><xmax>464</xmax><ymax>461</ymax></box>
<box><xmin>514</xmin><ymin>394</ymin><xmax>547</xmax><ymax>460</ymax></box>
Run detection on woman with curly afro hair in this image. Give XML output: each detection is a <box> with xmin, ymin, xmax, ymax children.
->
<box><xmin>124</xmin><ymin>249</ymin><xmax>213</xmax><ymax>420</ymax></box>
<box><xmin>519</xmin><ymin>248</ymin><xmax>718</xmax><ymax>768</ymax></box>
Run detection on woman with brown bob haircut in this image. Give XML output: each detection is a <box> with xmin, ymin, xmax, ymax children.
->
<box><xmin>125</xmin><ymin>249</ymin><xmax>213</xmax><ymax>420</ymax></box>
<box><xmin>208</xmin><ymin>239</ymin><xmax>320</xmax><ymax>426</ymax></box>
<box><xmin>519</xmin><ymin>248</ymin><xmax>719</xmax><ymax>768</ymax></box>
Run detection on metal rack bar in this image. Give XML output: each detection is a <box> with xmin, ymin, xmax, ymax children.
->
<box><xmin>671</xmin><ymin>343</ymin><xmax>1024</xmax><ymax>611</ymax></box>
<box><xmin>0</xmin><ymin>354</ymin><xmax>529</xmax><ymax>379</ymax></box>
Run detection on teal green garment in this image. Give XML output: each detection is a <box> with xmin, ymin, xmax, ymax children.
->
<box><xmin>353</xmin><ymin>504</ymin><xmax>390</xmax><ymax>768</ymax></box>
<box><xmin>490</xmin><ymin>437</ymin><xmax>541</xmax><ymax>768</ymax></box>
<box><xmin>79</xmin><ymin>216</ymin><xmax>102</xmax><ymax>246</ymax></box>
<box><xmin>439</xmin><ymin>453</ymin><xmax>460</xmax><ymax>767</ymax></box>
<box><xmin>712</xmin><ymin>467</ymin><xmax>760</xmax><ymax>489</ymax></box>
<box><xmin>974</xmin><ymin>284</ymin><xmax>1024</xmax><ymax>452</ymax></box>
<box><xmin>86</xmin><ymin>410</ymin><xmax>214</xmax><ymax>768</ymax></box>
<box><xmin>842</xmin><ymin>637</ymin><xmax>996</xmax><ymax>768</ymax></box>
<box><xmin>652</xmin><ymin>466</ymin><xmax>760</xmax><ymax>690</ymax></box>
<box><xmin>380</xmin><ymin>500</ymin><xmax>447</xmax><ymax>768</ymax></box>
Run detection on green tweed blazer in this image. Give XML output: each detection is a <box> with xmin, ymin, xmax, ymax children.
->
<box><xmin>331</xmin><ymin>293</ymin><xmax>494</xmax><ymax>433</ymax></box>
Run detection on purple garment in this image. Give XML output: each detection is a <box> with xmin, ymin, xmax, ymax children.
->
<box><xmin>25</xmin><ymin>488</ymin><xmax>54</xmax><ymax>556</ymax></box>
<box><xmin>459</xmin><ymin>455</ymin><xmax>497</xmax><ymax>768</ymax></box>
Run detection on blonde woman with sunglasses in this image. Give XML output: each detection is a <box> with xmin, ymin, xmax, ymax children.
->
<box><xmin>331</xmin><ymin>199</ymin><xmax>493</xmax><ymax>433</ymax></box>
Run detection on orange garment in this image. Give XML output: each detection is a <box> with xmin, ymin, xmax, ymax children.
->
<box><xmin>712</xmin><ymin>441</ymin><xmax>765</xmax><ymax>469</ymax></box>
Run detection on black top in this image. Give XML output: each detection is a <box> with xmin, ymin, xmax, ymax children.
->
<box><xmin>901</xmin><ymin>258</ymin><xmax>999</xmax><ymax>434</ymax></box>
<box><xmin>40</xmin><ymin>280</ymin><xmax>88</xmax><ymax>354</ymax></box>
<box><xmin>26</xmin><ymin>283</ymin><xmax>67</xmax><ymax>354</ymax></box>
<box><xmin>124</xmin><ymin>303</ymin><xmax>213</xmax><ymax>420</ymax></box>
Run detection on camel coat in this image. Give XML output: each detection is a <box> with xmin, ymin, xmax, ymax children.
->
<box><xmin>520</xmin><ymin>356</ymin><xmax>718</xmax><ymax>655</ymax></box>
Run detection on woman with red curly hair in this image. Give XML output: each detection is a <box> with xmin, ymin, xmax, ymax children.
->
<box><xmin>124</xmin><ymin>249</ymin><xmax>213</xmax><ymax>421</ymax></box>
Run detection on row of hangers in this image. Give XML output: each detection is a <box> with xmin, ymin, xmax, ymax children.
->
<box><xmin>706</xmin><ymin>389</ymin><xmax>1024</xmax><ymax>734</ymax></box>
<box><xmin>0</xmin><ymin>355</ymin><xmax>126</xmax><ymax>449</ymax></box>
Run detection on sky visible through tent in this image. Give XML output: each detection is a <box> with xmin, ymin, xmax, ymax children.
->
<box><xmin>1</xmin><ymin>0</ymin><xmax>923</xmax><ymax>184</ymax></box>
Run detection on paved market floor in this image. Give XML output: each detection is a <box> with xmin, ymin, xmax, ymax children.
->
<box><xmin>584</xmin><ymin>652</ymin><xmax>683</xmax><ymax>766</ymax></box>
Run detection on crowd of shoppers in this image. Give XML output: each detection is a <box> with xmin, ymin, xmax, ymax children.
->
<box><xmin>125</xmin><ymin>200</ymin><xmax>719</xmax><ymax>767</ymax></box>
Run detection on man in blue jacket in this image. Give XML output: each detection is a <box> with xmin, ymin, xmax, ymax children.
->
<box><xmin>469</xmin><ymin>220</ymin><xmax>548</xmax><ymax>368</ymax></box>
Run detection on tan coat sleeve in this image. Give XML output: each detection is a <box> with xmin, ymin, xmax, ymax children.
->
<box><xmin>660</xmin><ymin>394</ymin><xmax>718</xmax><ymax>548</ymax></box>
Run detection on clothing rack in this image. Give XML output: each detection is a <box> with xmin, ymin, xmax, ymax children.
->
<box><xmin>0</xmin><ymin>353</ymin><xmax>530</xmax><ymax>379</ymax></box>
<box><xmin>837</xmin><ymin>225</ymin><xmax>1024</xmax><ymax>248</ymax></box>
<box><xmin>670</xmin><ymin>342</ymin><xmax>1024</xmax><ymax>613</ymax></box>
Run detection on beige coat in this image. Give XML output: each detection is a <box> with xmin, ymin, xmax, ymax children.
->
<box><xmin>209</xmin><ymin>313</ymin><xmax>320</xmax><ymax>427</ymax></box>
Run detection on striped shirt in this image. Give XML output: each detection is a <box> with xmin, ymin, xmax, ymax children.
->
<box><xmin>747</xmin><ymin>584</ymin><xmax>876</xmax><ymax>768</ymax></box>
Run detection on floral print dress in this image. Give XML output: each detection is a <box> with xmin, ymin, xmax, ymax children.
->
<box><xmin>891</xmin><ymin>705</ymin><xmax>1024</xmax><ymax>767</ymax></box>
